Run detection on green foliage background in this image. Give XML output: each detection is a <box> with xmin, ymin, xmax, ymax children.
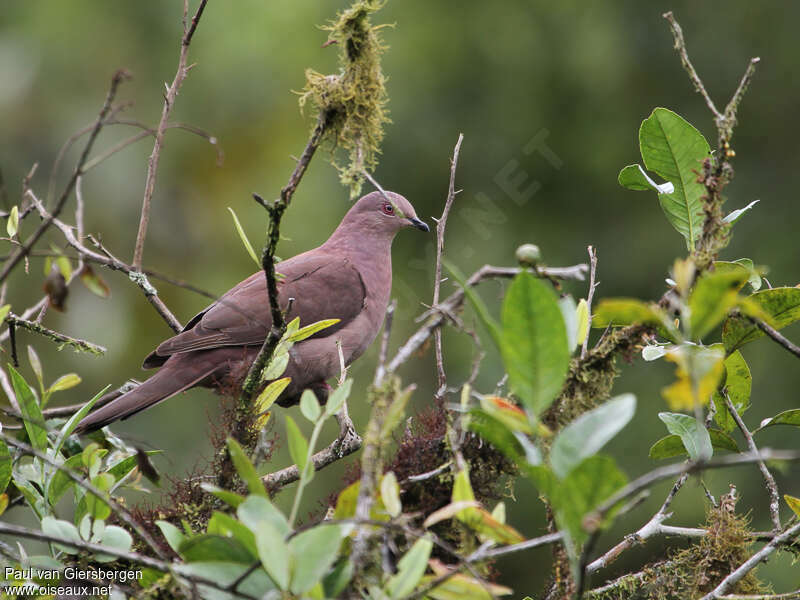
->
<box><xmin>2</xmin><ymin>1</ymin><xmax>799</xmax><ymax>593</ymax></box>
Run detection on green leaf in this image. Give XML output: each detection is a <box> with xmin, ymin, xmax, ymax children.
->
<box><xmin>712</xmin><ymin>351</ymin><xmax>752</xmax><ymax>433</ymax></box>
<box><xmin>255</xmin><ymin>521</ymin><xmax>290</xmax><ymax>589</ymax></box>
<box><xmin>467</xmin><ymin>409</ymin><xmax>525</xmax><ymax>464</ymax></box>
<box><xmin>236</xmin><ymin>495</ymin><xmax>289</xmax><ymax>538</ymax></box>
<box><xmin>14</xmin><ymin>477</ymin><xmax>47</xmax><ymax>518</ymax></box>
<box><xmin>755</xmin><ymin>409</ymin><xmax>800</xmax><ymax>431</ymax></box>
<box><xmin>0</xmin><ymin>304</ymin><xmax>10</xmax><ymax>324</ymax></box>
<box><xmin>180</xmin><ymin>534</ymin><xmax>254</xmax><ymax>564</ymax></box>
<box><xmin>658</xmin><ymin>412</ymin><xmax>712</xmax><ymax>461</ymax></box>
<box><xmin>325</xmin><ymin>378</ymin><xmax>352</xmax><ymax>417</ymax></box>
<box><xmin>207</xmin><ymin>511</ymin><xmax>258</xmax><ymax>559</ymax></box>
<box><xmin>649</xmin><ymin>429</ymin><xmax>739</xmax><ymax>459</ymax></box>
<box><xmin>717</xmin><ymin>259</ymin><xmax>762</xmax><ymax>292</ymax></box>
<box><xmin>9</xmin><ymin>365</ymin><xmax>47</xmax><ymax>452</ymax></box>
<box><xmin>638</xmin><ymin>108</ymin><xmax>711</xmax><ymax>249</ymax></box>
<box><xmin>723</xmin><ymin>287</ymin><xmax>800</xmax><ymax>351</ymax></box>
<box><xmin>323</xmin><ymin>560</ymin><xmax>353</xmax><ymax>599</ymax></box>
<box><xmin>0</xmin><ymin>438</ymin><xmax>11</xmax><ymax>493</ymax></box>
<box><xmin>105</xmin><ymin>450</ymin><xmax>161</xmax><ymax>481</ymax></box>
<box><xmin>285</xmin><ymin>416</ymin><xmax>310</xmax><ymax>479</ymax></box>
<box><xmin>446</xmin><ymin>260</ymin><xmax>503</xmax><ymax>349</ymax></box>
<box><xmin>156</xmin><ymin>520</ymin><xmax>186</xmax><ymax>553</ymax></box>
<box><xmin>785</xmin><ymin>495</ymin><xmax>800</xmax><ymax>518</ymax></box>
<box><xmin>47</xmin><ymin>454</ymin><xmax>83</xmax><ymax>506</ymax></box>
<box><xmin>551</xmin><ymin>455</ymin><xmax>627</xmax><ymax>552</ymax></box>
<box><xmin>79</xmin><ymin>265</ymin><xmax>111</xmax><ymax>298</ymax></box>
<box><xmin>93</xmin><ymin>525</ymin><xmax>132</xmax><ymax>563</ymax></box>
<box><xmin>479</xmin><ymin>396</ymin><xmax>532</xmax><ymax>434</ymax></box>
<box><xmin>689</xmin><ymin>266</ymin><xmax>750</xmax><ymax>339</ymax></box>
<box><xmin>380</xmin><ymin>472</ymin><xmax>401</xmax><ymax>518</ymax></box>
<box><xmin>501</xmin><ymin>272</ymin><xmax>569</xmax><ymax>416</ymax></box>
<box><xmin>288</xmin><ymin>524</ymin><xmax>346</xmax><ymax>594</ymax></box>
<box><xmin>300</xmin><ymin>390</ymin><xmax>322</xmax><ymax>423</ymax></box>
<box><xmin>592</xmin><ymin>298</ymin><xmax>667</xmax><ymax>329</ymax></box>
<box><xmin>618</xmin><ymin>163</ymin><xmax>674</xmax><ymax>193</ymax></box>
<box><xmin>227</xmin><ymin>207</ymin><xmax>261</xmax><ymax>268</ymax></box>
<box><xmin>385</xmin><ymin>536</ymin><xmax>434</xmax><ymax>599</ymax></box>
<box><xmin>287</xmin><ymin>318</ymin><xmax>341</xmax><ymax>342</ymax></box>
<box><xmin>550</xmin><ymin>394</ymin><xmax>636</xmax><ymax>479</ymax></box>
<box><xmin>6</xmin><ymin>205</ymin><xmax>19</xmax><ymax>237</ymax></box>
<box><xmin>48</xmin><ymin>373</ymin><xmax>82</xmax><ymax>394</ymax></box>
<box><xmin>575</xmin><ymin>298</ymin><xmax>590</xmax><ymax>347</ymax></box>
<box><xmin>52</xmin><ymin>385</ymin><xmax>108</xmax><ymax>457</ymax></box>
<box><xmin>254</xmin><ymin>377</ymin><xmax>291</xmax><ymax>415</ymax></box>
<box><xmin>41</xmin><ymin>516</ymin><xmax>81</xmax><ymax>554</ymax></box>
<box><xmin>27</xmin><ymin>345</ymin><xmax>43</xmax><ymax>389</ymax></box>
<box><xmin>225</xmin><ymin>438</ymin><xmax>266</xmax><ymax>498</ymax></box>
<box><xmin>55</xmin><ymin>255</ymin><xmax>72</xmax><ymax>281</ymax></box>
<box><xmin>174</xmin><ymin>562</ymin><xmax>275</xmax><ymax>599</ymax></box>
<box><xmin>85</xmin><ymin>472</ymin><xmax>115</xmax><ymax>520</ymax></box>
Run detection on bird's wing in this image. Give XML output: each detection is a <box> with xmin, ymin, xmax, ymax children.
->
<box><xmin>150</xmin><ymin>252</ymin><xmax>366</xmax><ymax>358</ymax></box>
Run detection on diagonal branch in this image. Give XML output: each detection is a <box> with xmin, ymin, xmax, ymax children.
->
<box><xmin>748</xmin><ymin>315</ymin><xmax>800</xmax><ymax>359</ymax></box>
<box><xmin>132</xmin><ymin>0</ymin><xmax>209</xmax><ymax>271</ymax></box>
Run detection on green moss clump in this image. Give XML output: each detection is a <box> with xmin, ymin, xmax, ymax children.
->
<box><xmin>300</xmin><ymin>0</ymin><xmax>390</xmax><ymax>196</ymax></box>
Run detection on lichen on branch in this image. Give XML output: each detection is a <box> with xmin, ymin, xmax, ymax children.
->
<box><xmin>299</xmin><ymin>0</ymin><xmax>390</xmax><ymax>196</ymax></box>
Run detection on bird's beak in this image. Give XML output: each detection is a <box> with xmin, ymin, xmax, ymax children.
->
<box><xmin>408</xmin><ymin>217</ymin><xmax>430</xmax><ymax>232</ymax></box>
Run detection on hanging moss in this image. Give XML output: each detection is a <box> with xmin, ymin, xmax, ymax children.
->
<box><xmin>300</xmin><ymin>0</ymin><xmax>390</xmax><ymax>197</ymax></box>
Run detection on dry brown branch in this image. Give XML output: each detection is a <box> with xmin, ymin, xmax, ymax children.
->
<box><xmin>748</xmin><ymin>316</ymin><xmax>800</xmax><ymax>359</ymax></box>
<box><xmin>132</xmin><ymin>0</ymin><xmax>209</xmax><ymax>271</ymax></box>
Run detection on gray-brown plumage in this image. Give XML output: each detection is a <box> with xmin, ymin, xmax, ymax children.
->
<box><xmin>76</xmin><ymin>191</ymin><xmax>428</xmax><ymax>433</ymax></box>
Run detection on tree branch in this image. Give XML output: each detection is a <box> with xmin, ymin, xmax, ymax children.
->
<box><xmin>132</xmin><ymin>0</ymin><xmax>209</xmax><ymax>271</ymax></box>
<box><xmin>748</xmin><ymin>316</ymin><xmax>800</xmax><ymax>359</ymax></box>
<box><xmin>4</xmin><ymin>312</ymin><xmax>106</xmax><ymax>355</ymax></box>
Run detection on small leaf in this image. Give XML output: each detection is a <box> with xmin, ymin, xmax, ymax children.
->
<box><xmin>236</xmin><ymin>495</ymin><xmax>289</xmax><ymax>537</ymax></box>
<box><xmin>662</xmin><ymin>344</ymin><xmax>725</xmax><ymax>410</ymax></box>
<box><xmin>723</xmin><ymin>199</ymin><xmax>759</xmax><ymax>225</ymax></box>
<box><xmin>642</xmin><ymin>345</ymin><xmax>668</xmax><ymax>361</ymax></box>
<box><xmin>225</xmin><ymin>438</ymin><xmax>267</xmax><ymax>497</ymax></box>
<box><xmin>27</xmin><ymin>345</ymin><xmax>43</xmax><ymax>388</ymax></box>
<box><xmin>55</xmin><ymin>255</ymin><xmax>72</xmax><ymax>281</ymax></box>
<box><xmin>0</xmin><ymin>493</ymin><xmax>8</xmax><ymax>516</ymax></box>
<box><xmin>784</xmin><ymin>495</ymin><xmax>800</xmax><ymax>518</ymax></box>
<box><xmin>550</xmin><ymin>394</ymin><xmax>636</xmax><ymax>479</ymax></box>
<box><xmin>385</xmin><ymin>536</ymin><xmax>434</xmax><ymax>599</ymax></box>
<box><xmin>689</xmin><ymin>266</ymin><xmax>750</xmax><ymax>339</ymax></box>
<box><xmin>0</xmin><ymin>304</ymin><xmax>10</xmax><ymax>324</ymax></box>
<box><xmin>287</xmin><ymin>319</ymin><xmax>341</xmax><ymax>342</ymax></box>
<box><xmin>479</xmin><ymin>396</ymin><xmax>532</xmax><ymax>434</ymax></box>
<box><xmin>200</xmin><ymin>483</ymin><xmax>245</xmax><ymax>508</ymax></box>
<box><xmin>423</xmin><ymin>501</ymin><xmax>481</xmax><ymax>529</ymax></box>
<box><xmin>300</xmin><ymin>389</ymin><xmax>322</xmax><ymax>423</ymax></box>
<box><xmin>658</xmin><ymin>412</ymin><xmax>712</xmax><ymax>461</ymax></box>
<box><xmin>723</xmin><ymin>287</ymin><xmax>800</xmax><ymax>351</ymax></box>
<box><xmin>325</xmin><ymin>378</ymin><xmax>352</xmax><ymax>417</ymax></box>
<box><xmin>6</xmin><ymin>205</ymin><xmax>19</xmax><ymax>237</ymax></box>
<box><xmin>467</xmin><ymin>409</ymin><xmax>526</xmax><ymax>464</ymax></box>
<box><xmin>501</xmin><ymin>272</ymin><xmax>570</xmax><ymax>416</ymax></box>
<box><xmin>261</xmin><ymin>352</ymin><xmax>290</xmax><ymax>381</ymax></box>
<box><xmin>9</xmin><ymin>365</ymin><xmax>47</xmax><ymax>452</ymax></box>
<box><xmin>48</xmin><ymin>373</ymin><xmax>82</xmax><ymax>393</ymax></box>
<box><xmin>156</xmin><ymin>520</ymin><xmax>186</xmax><ymax>553</ymax></box>
<box><xmin>756</xmin><ymin>409</ymin><xmax>800</xmax><ymax>431</ymax></box>
<box><xmin>559</xmin><ymin>295</ymin><xmax>579</xmax><ymax>352</ymax></box>
<box><xmin>179</xmin><ymin>533</ymin><xmax>253</xmax><ymax>564</ymax></box>
<box><xmin>93</xmin><ymin>525</ymin><xmax>132</xmax><ymax>563</ymax></box>
<box><xmin>85</xmin><ymin>472</ymin><xmax>115</xmax><ymax>520</ymax></box>
<box><xmin>228</xmin><ymin>207</ymin><xmax>261</xmax><ymax>268</ymax></box>
<box><xmin>575</xmin><ymin>298</ymin><xmax>590</xmax><ymax>347</ymax></box>
<box><xmin>79</xmin><ymin>265</ymin><xmax>111</xmax><ymax>298</ymax></box>
<box><xmin>380</xmin><ymin>472</ymin><xmax>402</xmax><ymax>518</ymax></box>
<box><xmin>285</xmin><ymin>416</ymin><xmax>310</xmax><ymax>479</ymax></box>
<box><xmin>41</xmin><ymin>516</ymin><xmax>81</xmax><ymax>554</ymax></box>
<box><xmin>255</xmin><ymin>377</ymin><xmax>291</xmax><ymax>415</ymax></box>
<box><xmin>207</xmin><ymin>511</ymin><xmax>258</xmax><ymax>559</ymax></box>
<box><xmin>47</xmin><ymin>454</ymin><xmax>83</xmax><ymax>506</ymax></box>
<box><xmin>592</xmin><ymin>298</ymin><xmax>669</xmax><ymax>329</ymax></box>
<box><xmin>288</xmin><ymin>524</ymin><xmax>346</xmax><ymax>594</ymax></box>
<box><xmin>0</xmin><ymin>438</ymin><xmax>11</xmax><ymax>493</ymax></box>
<box><xmin>649</xmin><ymin>429</ymin><xmax>739</xmax><ymax>460</ymax></box>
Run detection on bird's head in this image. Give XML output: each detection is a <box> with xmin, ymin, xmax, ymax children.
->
<box><xmin>344</xmin><ymin>190</ymin><xmax>430</xmax><ymax>236</ymax></box>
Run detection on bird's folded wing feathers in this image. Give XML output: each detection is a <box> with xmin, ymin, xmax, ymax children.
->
<box><xmin>151</xmin><ymin>253</ymin><xmax>367</xmax><ymax>358</ymax></box>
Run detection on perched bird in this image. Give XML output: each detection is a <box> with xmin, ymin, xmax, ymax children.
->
<box><xmin>76</xmin><ymin>191</ymin><xmax>428</xmax><ymax>433</ymax></box>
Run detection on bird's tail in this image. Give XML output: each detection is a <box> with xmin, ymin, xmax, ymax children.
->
<box><xmin>75</xmin><ymin>353</ymin><xmax>217</xmax><ymax>433</ymax></box>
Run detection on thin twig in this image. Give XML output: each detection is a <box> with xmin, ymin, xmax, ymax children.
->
<box><xmin>0</xmin><ymin>70</ymin><xmax>129</xmax><ymax>284</ymax></box>
<box><xmin>373</xmin><ymin>299</ymin><xmax>397</xmax><ymax>387</ymax></box>
<box><xmin>432</xmin><ymin>133</ymin><xmax>464</xmax><ymax>400</ymax></box>
<box><xmin>132</xmin><ymin>0</ymin><xmax>209</xmax><ymax>271</ymax></box>
<box><xmin>4</xmin><ymin>312</ymin><xmax>106</xmax><ymax>355</ymax></box>
<box><xmin>748</xmin><ymin>316</ymin><xmax>800</xmax><ymax>359</ymax></box>
<box><xmin>725</xmin><ymin>392</ymin><xmax>781</xmax><ymax>531</ymax></box>
<box><xmin>700</xmin><ymin>520</ymin><xmax>800</xmax><ymax>600</ymax></box>
<box><xmin>662</xmin><ymin>12</ymin><xmax>722</xmax><ymax>119</ymax></box>
<box><xmin>581</xmin><ymin>245</ymin><xmax>598</xmax><ymax>359</ymax></box>
<box><xmin>386</xmin><ymin>263</ymin><xmax>587</xmax><ymax>375</ymax></box>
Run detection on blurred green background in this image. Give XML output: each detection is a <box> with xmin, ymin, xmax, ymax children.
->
<box><xmin>2</xmin><ymin>1</ymin><xmax>799</xmax><ymax>595</ymax></box>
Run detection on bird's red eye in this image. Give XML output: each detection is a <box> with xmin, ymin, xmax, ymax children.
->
<box><xmin>381</xmin><ymin>202</ymin><xmax>394</xmax><ymax>215</ymax></box>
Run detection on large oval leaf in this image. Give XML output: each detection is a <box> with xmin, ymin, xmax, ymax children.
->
<box><xmin>658</xmin><ymin>412</ymin><xmax>712</xmax><ymax>461</ymax></box>
<box><xmin>639</xmin><ymin>108</ymin><xmax>711</xmax><ymax>250</ymax></box>
<box><xmin>500</xmin><ymin>273</ymin><xmax>569</xmax><ymax>416</ymax></box>
<box><xmin>722</xmin><ymin>287</ymin><xmax>800</xmax><ymax>351</ymax></box>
